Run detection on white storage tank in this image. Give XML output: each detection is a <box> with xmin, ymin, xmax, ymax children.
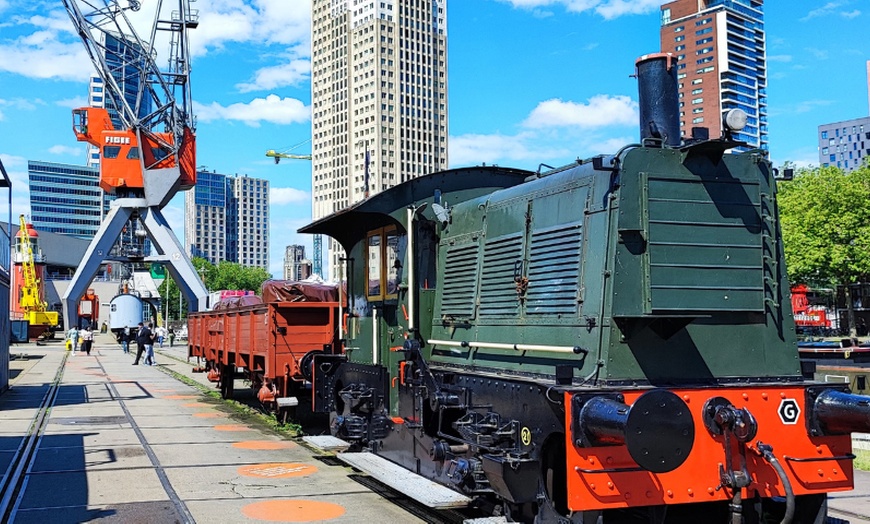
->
<box><xmin>108</xmin><ymin>294</ymin><xmax>143</xmax><ymax>332</ymax></box>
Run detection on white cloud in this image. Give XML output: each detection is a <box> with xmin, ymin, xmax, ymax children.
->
<box><xmin>0</xmin><ymin>32</ymin><xmax>91</xmax><ymax>81</ymax></box>
<box><xmin>499</xmin><ymin>0</ymin><xmax>664</xmax><ymax>20</ymax></box>
<box><xmin>193</xmin><ymin>94</ymin><xmax>310</xmax><ymax>126</ymax></box>
<box><xmin>799</xmin><ymin>2</ymin><xmax>860</xmax><ymax>21</ymax></box>
<box><xmin>189</xmin><ymin>0</ymin><xmax>311</xmax><ymax>57</ymax></box>
<box><xmin>56</xmin><ymin>97</ymin><xmax>88</xmax><ymax>109</ymax></box>
<box><xmin>270</xmin><ymin>187</ymin><xmax>310</xmax><ymax>205</ymax></box>
<box><xmin>767</xmin><ymin>54</ymin><xmax>793</xmax><ymax>63</ymax></box>
<box><xmin>236</xmin><ymin>58</ymin><xmax>311</xmax><ymax>93</ymax></box>
<box><xmin>794</xmin><ymin>99</ymin><xmax>834</xmax><ymax>114</ymax></box>
<box><xmin>449</xmin><ymin>132</ymin><xmax>554</xmax><ymax>166</ymax></box>
<box><xmin>47</xmin><ymin>145</ymin><xmax>83</xmax><ymax>156</ymax></box>
<box><xmin>523</xmin><ymin>95</ymin><xmax>637</xmax><ymax>129</ymax></box>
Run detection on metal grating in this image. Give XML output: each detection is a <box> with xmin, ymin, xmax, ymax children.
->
<box><xmin>479</xmin><ymin>234</ymin><xmax>523</xmax><ymax>316</ymax></box>
<box><xmin>440</xmin><ymin>243</ymin><xmax>479</xmax><ymax>319</ymax></box>
<box><xmin>526</xmin><ymin>223</ymin><xmax>582</xmax><ymax>315</ymax></box>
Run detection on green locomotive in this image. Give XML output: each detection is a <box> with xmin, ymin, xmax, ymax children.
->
<box><xmin>300</xmin><ymin>54</ymin><xmax>870</xmax><ymax>523</ymax></box>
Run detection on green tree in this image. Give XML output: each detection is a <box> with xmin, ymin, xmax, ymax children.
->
<box><xmin>778</xmin><ymin>164</ymin><xmax>870</xmax><ymax>335</ymax></box>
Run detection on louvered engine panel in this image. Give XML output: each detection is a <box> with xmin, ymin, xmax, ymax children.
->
<box><xmin>478</xmin><ymin>234</ymin><xmax>524</xmax><ymax>317</ymax></box>
<box><xmin>526</xmin><ymin>223</ymin><xmax>582</xmax><ymax>315</ymax></box>
<box><xmin>439</xmin><ymin>243</ymin><xmax>479</xmax><ymax>319</ymax></box>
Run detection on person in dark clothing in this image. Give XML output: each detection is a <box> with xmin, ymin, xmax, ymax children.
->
<box><xmin>133</xmin><ymin>322</ymin><xmax>151</xmax><ymax>365</ymax></box>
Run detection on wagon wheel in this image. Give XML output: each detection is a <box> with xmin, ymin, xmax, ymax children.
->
<box><xmin>219</xmin><ymin>364</ymin><xmax>235</xmax><ymax>399</ymax></box>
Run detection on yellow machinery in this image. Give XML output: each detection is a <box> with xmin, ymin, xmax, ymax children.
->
<box><xmin>17</xmin><ymin>214</ymin><xmax>59</xmax><ymax>335</ymax></box>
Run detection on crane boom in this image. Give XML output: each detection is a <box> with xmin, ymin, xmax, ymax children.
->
<box><xmin>62</xmin><ymin>0</ymin><xmax>198</xmax><ymax>199</ymax></box>
<box><xmin>60</xmin><ymin>0</ymin><xmax>208</xmax><ymax>331</ymax></box>
<box><xmin>264</xmin><ymin>146</ymin><xmax>321</xmax><ymax>277</ymax></box>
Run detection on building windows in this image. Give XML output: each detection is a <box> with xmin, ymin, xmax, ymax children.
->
<box><xmin>692</xmin><ymin>117</ymin><xmax>704</xmax><ymax>124</ymax></box>
<box><xmin>821</xmin><ymin>130</ymin><xmax>828</xmax><ymax>139</ymax></box>
<box><xmin>674</xmin><ymin>25</ymin><xmax>685</xmax><ymax>32</ymax></box>
<box><xmin>691</xmin><ymin>88</ymin><xmax>703</xmax><ymax>95</ymax></box>
<box><xmin>692</xmin><ymin>98</ymin><xmax>703</xmax><ymax>104</ymax></box>
<box><xmin>696</xmin><ymin>27</ymin><xmax>712</xmax><ymax>35</ymax></box>
<box><xmin>675</xmin><ymin>35</ymin><xmax>685</xmax><ymax>42</ymax></box>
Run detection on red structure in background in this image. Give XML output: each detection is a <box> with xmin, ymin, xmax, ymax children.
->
<box><xmin>791</xmin><ymin>284</ymin><xmax>831</xmax><ymax>329</ymax></box>
<box><xmin>77</xmin><ymin>288</ymin><xmax>99</xmax><ymax>329</ymax></box>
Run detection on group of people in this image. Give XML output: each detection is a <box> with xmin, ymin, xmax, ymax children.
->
<box><xmin>116</xmin><ymin>323</ymin><xmax>173</xmax><ymax>365</ymax></box>
<box><xmin>68</xmin><ymin>321</ymin><xmax>176</xmax><ymax>366</ymax></box>
<box><xmin>65</xmin><ymin>325</ymin><xmax>94</xmax><ymax>355</ymax></box>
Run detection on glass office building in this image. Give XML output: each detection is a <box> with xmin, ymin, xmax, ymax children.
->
<box><xmin>27</xmin><ymin>161</ymin><xmax>109</xmax><ymax>239</ymax></box>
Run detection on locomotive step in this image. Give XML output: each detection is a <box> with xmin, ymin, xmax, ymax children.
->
<box><xmin>302</xmin><ymin>435</ymin><xmax>351</xmax><ymax>451</ymax></box>
<box><xmin>337</xmin><ymin>451</ymin><xmax>472</xmax><ymax>509</ymax></box>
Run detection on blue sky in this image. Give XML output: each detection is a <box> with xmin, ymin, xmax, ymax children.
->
<box><xmin>1</xmin><ymin>0</ymin><xmax>868</xmax><ymax>278</ymax></box>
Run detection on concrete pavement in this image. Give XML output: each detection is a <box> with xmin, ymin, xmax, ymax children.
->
<box><xmin>3</xmin><ymin>333</ymin><xmax>870</xmax><ymax>523</ymax></box>
<box><xmin>2</xmin><ymin>333</ymin><xmax>429</xmax><ymax>523</ymax></box>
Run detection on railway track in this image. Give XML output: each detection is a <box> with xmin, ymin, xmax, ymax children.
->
<box><xmin>0</xmin><ymin>351</ymin><xmax>69</xmax><ymax>521</ymax></box>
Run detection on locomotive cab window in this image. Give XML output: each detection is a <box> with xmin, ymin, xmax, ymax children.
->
<box><xmin>367</xmin><ymin>226</ymin><xmax>405</xmax><ymax>301</ymax></box>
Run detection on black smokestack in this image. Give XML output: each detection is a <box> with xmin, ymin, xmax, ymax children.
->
<box><xmin>635</xmin><ymin>53</ymin><xmax>680</xmax><ymax>147</ymax></box>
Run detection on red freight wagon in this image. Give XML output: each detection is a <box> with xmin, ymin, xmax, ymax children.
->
<box><xmin>187</xmin><ymin>281</ymin><xmax>342</xmax><ymax>421</ymax></box>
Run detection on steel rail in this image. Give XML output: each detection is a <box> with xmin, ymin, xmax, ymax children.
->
<box><xmin>0</xmin><ymin>351</ymin><xmax>69</xmax><ymax>520</ymax></box>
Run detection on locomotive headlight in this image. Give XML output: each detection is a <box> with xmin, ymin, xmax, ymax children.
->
<box><xmin>724</xmin><ymin>108</ymin><xmax>748</xmax><ymax>132</ymax></box>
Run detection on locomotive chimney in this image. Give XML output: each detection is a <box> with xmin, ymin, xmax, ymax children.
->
<box><xmin>635</xmin><ymin>53</ymin><xmax>680</xmax><ymax>147</ymax></box>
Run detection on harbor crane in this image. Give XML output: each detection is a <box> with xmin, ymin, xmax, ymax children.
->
<box><xmin>265</xmin><ymin>142</ymin><xmax>322</xmax><ymax>277</ymax></box>
<box><xmin>60</xmin><ymin>0</ymin><xmax>207</xmax><ymax>330</ymax></box>
<box><xmin>15</xmin><ymin>215</ymin><xmax>59</xmax><ymax>338</ymax></box>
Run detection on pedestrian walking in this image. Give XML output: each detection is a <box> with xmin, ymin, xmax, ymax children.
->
<box><xmin>144</xmin><ymin>322</ymin><xmax>156</xmax><ymax>365</ymax></box>
<box><xmin>133</xmin><ymin>322</ymin><xmax>149</xmax><ymax>365</ymax></box>
<box><xmin>117</xmin><ymin>327</ymin><xmax>131</xmax><ymax>354</ymax></box>
<box><xmin>67</xmin><ymin>326</ymin><xmax>79</xmax><ymax>353</ymax></box>
<box><xmin>100</xmin><ymin>321</ymin><xmax>108</xmax><ymax>334</ymax></box>
<box><xmin>82</xmin><ymin>327</ymin><xmax>94</xmax><ymax>355</ymax></box>
<box><xmin>168</xmin><ymin>327</ymin><xmax>175</xmax><ymax>347</ymax></box>
<box><xmin>155</xmin><ymin>324</ymin><xmax>167</xmax><ymax>348</ymax></box>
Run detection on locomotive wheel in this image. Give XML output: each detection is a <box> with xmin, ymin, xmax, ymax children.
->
<box><xmin>219</xmin><ymin>364</ymin><xmax>235</xmax><ymax>399</ymax></box>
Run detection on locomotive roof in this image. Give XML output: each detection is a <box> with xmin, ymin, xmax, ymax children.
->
<box><xmin>299</xmin><ymin>165</ymin><xmax>532</xmax><ymax>249</ymax></box>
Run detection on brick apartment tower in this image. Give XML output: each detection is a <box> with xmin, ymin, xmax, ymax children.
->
<box><xmin>310</xmin><ymin>0</ymin><xmax>448</xmax><ymax>279</ymax></box>
<box><xmin>660</xmin><ymin>0</ymin><xmax>767</xmax><ymax>150</ymax></box>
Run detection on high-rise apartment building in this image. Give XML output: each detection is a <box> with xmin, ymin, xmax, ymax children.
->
<box><xmin>27</xmin><ymin>161</ymin><xmax>109</xmax><ymax>239</ymax></box>
<box><xmin>283</xmin><ymin>245</ymin><xmax>312</xmax><ymax>281</ymax></box>
<box><xmin>660</xmin><ymin>0</ymin><xmax>767</xmax><ymax>150</ymax></box>
<box><xmin>311</xmin><ymin>0</ymin><xmax>448</xmax><ymax>277</ymax></box>
<box><xmin>818</xmin><ymin>118</ymin><xmax>870</xmax><ymax>172</ymax></box>
<box><xmin>184</xmin><ymin>171</ymin><xmax>269</xmax><ymax>268</ymax></box>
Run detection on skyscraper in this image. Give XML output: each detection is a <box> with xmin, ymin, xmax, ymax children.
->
<box><xmin>184</xmin><ymin>171</ymin><xmax>269</xmax><ymax>268</ymax></box>
<box><xmin>311</xmin><ymin>0</ymin><xmax>448</xmax><ymax>277</ymax></box>
<box><xmin>283</xmin><ymin>245</ymin><xmax>312</xmax><ymax>281</ymax></box>
<box><xmin>660</xmin><ymin>0</ymin><xmax>767</xmax><ymax>149</ymax></box>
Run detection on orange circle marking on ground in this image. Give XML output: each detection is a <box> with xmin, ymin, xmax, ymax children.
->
<box><xmin>163</xmin><ymin>395</ymin><xmax>197</xmax><ymax>400</ymax></box>
<box><xmin>213</xmin><ymin>424</ymin><xmax>251</xmax><ymax>432</ymax></box>
<box><xmin>238</xmin><ymin>463</ymin><xmax>317</xmax><ymax>479</ymax></box>
<box><xmin>233</xmin><ymin>440</ymin><xmax>296</xmax><ymax>450</ymax></box>
<box><xmin>193</xmin><ymin>412</ymin><xmax>222</xmax><ymax>418</ymax></box>
<box><xmin>241</xmin><ymin>499</ymin><xmax>346</xmax><ymax>522</ymax></box>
